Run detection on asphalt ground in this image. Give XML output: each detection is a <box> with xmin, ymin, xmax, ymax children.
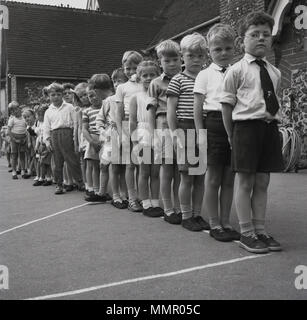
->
<box><xmin>0</xmin><ymin>158</ymin><xmax>306</xmax><ymax>300</ymax></box>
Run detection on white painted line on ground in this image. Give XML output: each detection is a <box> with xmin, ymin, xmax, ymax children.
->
<box><xmin>27</xmin><ymin>253</ymin><xmax>272</xmax><ymax>300</ymax></box>
<box><xmin>0</xmin><ymin>203</ymin><xmax>89</xmax><ymax>237</ymax></box>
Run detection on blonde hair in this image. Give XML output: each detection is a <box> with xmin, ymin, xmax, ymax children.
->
<box><xmin>122</xmin><ymin>50</ymin><xmax>143</xmax><ymax>65</ymax></box>
<box><xmin>136</xmin><ymin>60</ymin><xmax>160</xmax><ymax>81</ymax></box>
<box><xmin>206</xmin><ymin>23</ymin><xmax>236</xmax><ymax>46</ymax></box>
<box><xmin>46</xmin><ymin>82</ymin><xmax>64</xmax><ymax>93</ymax></box>
<box><xmin>156</xmin><ymin>40</ymin><xmax>180</xmax><ymax>59</ymax></box>
<box><xmin>8</xmin><ymin>101</ymin><xmax>19</xmax><ymax>109</ymax></box>
<box><xmin>180</xmin><ymin>32</ymin><xmax>207</xmax><ymax>53</ymax></box>
<box><xmin>74</xmin><ymin>82</ymin><xmax>88</xmax><ymax>94</ymax></box>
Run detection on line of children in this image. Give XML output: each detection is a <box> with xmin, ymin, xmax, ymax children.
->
<box><xmin>2</xmin><ymin>11</ymin><xmax>283</xmax><ymax>254</ymax></box>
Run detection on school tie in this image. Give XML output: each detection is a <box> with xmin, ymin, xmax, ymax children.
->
<box><xmin>220</xmin><ymin>67</ymin><xmax>227</xmax><ymax>73</ymax></box>
<box><xmin>254</xmin><ymin>59</ymin><xmax>279</xmax><ymax>116</ymax></box>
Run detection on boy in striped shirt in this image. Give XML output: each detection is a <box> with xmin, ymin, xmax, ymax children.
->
<box><xmin>167</xmin><ymin>33</ymin><xmax>209</xmax><ymax>232</ymax></box>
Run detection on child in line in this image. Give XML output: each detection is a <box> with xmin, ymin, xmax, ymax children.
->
<box><xmin>43</xmin><ymin>83</ymin><xmax>84</xmax><ymax>195</ymax></box>
<box><xmin>62</xmin><ymin>83</ymin><xmax>76</xmax><ymax>191</ymax></box>
<box><xmin>147</xmin><ymin>39</ymin><xmax>182</xmax><ymax>224</ymax></box>
<box><xmin>96</xmin><ymin>68</ymin><xmax>129</xmax><ymax>209</ymax></box>
<box><xmin>0</xmin><ymin>123</ymin><xmax>12</xmax><ymax>171</ymax></box>
<box><xmin>221</xmin><ymin>12</ymin><xmax>283</xmax><ymax>253</ymax></box>
<box><xmin>194</xmin><ymin>24</ymin><xmax>240</xmax><ymax>242</ymax></box>
<box><xmin>7</xmin><ymin>102</ymin><xmax>28</xmax><ymax>179</ymax></box>
<box><xmin>73</xmin><ymin>82</ymin><xmax>90</xmax><ymax>191</ymax></box>
<box><xmin>115</xmin><ymin>51</ymin><xmax>144</xmax><ymax>212</ymax></box>
<box><xmin>167</xmin><ymin>33</ymin><xmax>210</xmax><ymax>232</ymax></box>
<box><xmin>83</xmin><ymin>74</ymin><xmax>112</xmax><ymax>202</ymax></box>
<box><xmin>33</xmin><ymin>105</ymin><xmax>52</xmax><ymax>186</ymax></box>
<box><xmin>89</xmin><ymin>73</ymin><xmax>113</xmax><ymax>201</ymax></box>
<box><xmin>129</xmin><ymin>60</ymin><xmax>163</xmax><ymax>217</ymax></box>
<box><xmin>23</xmin><ymin>108</ymin><xmax>37</xmax><ymax>178</ymax></box>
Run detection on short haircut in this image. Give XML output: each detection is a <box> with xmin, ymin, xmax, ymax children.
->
<box><xmin>238</xmin><ymin>11</ymin><xmax>275</xmax><ymax>37</ymax></box>
<box><xmin>88</xmin><ymin>74</ymin><xmax>113</xmax><ymax>91</ymax></box>
<box><xmin>207</xmin><ymin>23</ymin><xmax>236</xmax><ymax>46</ymax></box>
<box><xmin>62</xmin><ymin>82</ymin><xmax>75</xmax><ymax>91</ymax></box>
<box><xmin>122</xmin><ymin>50</ymin><xmax>143</xmax><ymax>65</ymax></box>
<box><xmin>155</xmin><ymin>40</ymin><xmax>180</xmax><ymax>59</ymax></box>
<box><xmin>74</xmin><ymin>82</ymin><xmax>88</xmax><ymax>94</ymax></box>
<box><xmin>22</xmin><ymin>108</ymin><xmax>35</xmax><ymax>117</ymax></box>
<box><xmin>136</xmin><ymin>60</ymin><xmax>160</xmax><ymax>80</ymax></box>
<box><xmin>180</xmin><ymin>32</ymin><xmax>207</xmax><ymax>53</ymax></box>
<box><xmin>111</xmin><ymin>68</ymin><xmax>128</xmax><ymax>82</ymax></box>
<box><xmin>46</xmin><ymin>82</ymin><xmax>64</xmax><ymax>93</ymax></box>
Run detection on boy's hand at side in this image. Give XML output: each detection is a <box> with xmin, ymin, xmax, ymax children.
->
<box><xmin>45</xmin><ymin>140</ymin><xmax>53</xmax><ymax>152</ymax></box>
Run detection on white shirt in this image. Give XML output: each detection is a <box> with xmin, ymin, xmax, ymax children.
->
<box><xmin>220</xmin><ymin>53</ymin><xmax>281</xmax><ymax>121</ymax></box>
<box><xmin>194</xmin><ymin>63</ymin><xmax>228</xmax><ymax>112</ymax></box>
<box><xmin>115</xmin><ymin>75</ymin><xmax>143</xmax><ymax>119</ymax></box>
<box><xmin>43</xmin><ymin>101</ymin><xmax>76</xmax><ymax>142</ymax></box>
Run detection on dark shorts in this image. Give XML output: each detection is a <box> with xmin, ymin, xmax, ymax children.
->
<box><xmin>176</xmin><ymin>119</ymin><xmax>205</xmax><ymax>174</ymax></box>
<box><xmin>232</xmin><ymin>120</ymin><xmax>284</xmax><ymax>173</ymax></box>
<box><xmin>205</xmin><ymin>111</ymin><xmax>231</xmax><ymax>166</ymax></box>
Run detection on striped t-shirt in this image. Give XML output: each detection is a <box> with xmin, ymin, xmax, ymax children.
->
<box><xmin>82</xmin><ymin>106</ymin><xmax>101</xmax><ymax>135</ymax></box>
<box><xmin>166</xmin><ymin>72</ymin><xmax>196</xmax><ymax>120</ymax></box>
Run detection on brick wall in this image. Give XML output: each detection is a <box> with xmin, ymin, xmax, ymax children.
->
<box><xmin>219</xmin><ymin>0</ymin><xmax>264</xmax><ymax>30</ymax></box>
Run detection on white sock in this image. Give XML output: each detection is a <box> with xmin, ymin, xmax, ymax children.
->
<box><xmin>151</xmin><ymin>199</ymin><xmax>160</xmax><ymax>208</ymax></box>
<box><xmin>142</xmin><ymin>199</ymin><xmax>152</xmax><ymax>209</ymax></box>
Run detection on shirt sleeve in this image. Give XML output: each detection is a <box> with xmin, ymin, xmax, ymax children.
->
<box><xmin>82</xmin><ymin>108</ymin><xmax>89</xmax><ymax>124</ymax></box>
<box><xmin>96</xmin><ymin>102</ymin><xmax>106</xmax><ymax>131</ymax></box>
<box><xmin>43</xmin><ymin>111</ymin><xmax>51</xmax><ymax>142</ymax></box>
<box><xmin>166</xmin><ymin>76</ymin><xmax>181</xmax><ymax>97</ymax></box>
<box><xmin>220</xmin><ymin>67</ymin><xmax>239</xmax><ymax>107</ymax></box>
<box><xmin>194</xmin><ymin>70</ymin><xmax>208</xmax><ymax>95</ymax></box>
<box><xmin>115</xmin><ymin>84</ymin><xmax>124</xmax><ymax>103</ymax></box>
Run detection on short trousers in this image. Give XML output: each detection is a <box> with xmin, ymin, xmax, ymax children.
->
<box><xmin>10</xmin><ymin>133</ymin><xmax>27</xmax><ymax>153</ymax></box>
<box><xmin>232</xmin><ymin>120</ymin><xmax>284</xmax><ymax>173</ymax></box>
<box><xmin>205</xmin><ymin>111</ymin><xmax>231</xmax><ymax>166</ymax></box>
<box><xmin>84</xmin><ymin>134</ymin><xmax>100</xmax><ymax>161</ymax></box>
<box><xmin>176</xmin><ymin>119</ymin><xmax>204</xmax><ymax>174</ymax></box>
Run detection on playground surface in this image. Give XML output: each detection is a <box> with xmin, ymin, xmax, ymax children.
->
<box><xmin>0</xmin><ymin>158</ymin><xmax>306</xmax><ymax>300</ymax></box>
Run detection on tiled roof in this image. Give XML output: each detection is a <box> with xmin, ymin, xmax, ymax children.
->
<box><xmin>1</xmin><ymin>1</ymin><xmax>163</xmax><ymax>78</ymax></box>
<box><xmin>98</xmin><ymin>0</ymin><xmax>168</xmax><ymax>18</ymax></box>
<box><xmin>148</xmin><ymin>0</ymin><xmax>220</xmax><ymax>47</ymax></box>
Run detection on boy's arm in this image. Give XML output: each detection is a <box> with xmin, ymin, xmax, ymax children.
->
<box><xmin>167</xmin><ymin>96</ymin><xmax>178</xmax><ymax>132</ymax></box>
<box><xmin>43</xmin><ymin>112</ymin><xmax>52</xmax><ymax>151</ymax></box>
<box><xmin>147</xmin><ymin>81</ymin><xmax>158</xmax><ymax>134</ymax></box>
<box><xmin>194</xmin><ymin>93</ymin><xmax>205</xmax><ymax>145</ymax></box>
<box><xmin>221</xmin><ymin>103</ymin><xmax>233</xmax><ymax>147</ymax></box>
<box><xmin>129</xmin><ymin>95</ymin><xmax>138</xmax><ymax>145</ymax></box>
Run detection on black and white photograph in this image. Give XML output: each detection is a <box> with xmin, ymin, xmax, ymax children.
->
<box><xmin>0</xmin><ymin>0</ymin><xmax>306</xmax><ymax>306</ymax></box>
